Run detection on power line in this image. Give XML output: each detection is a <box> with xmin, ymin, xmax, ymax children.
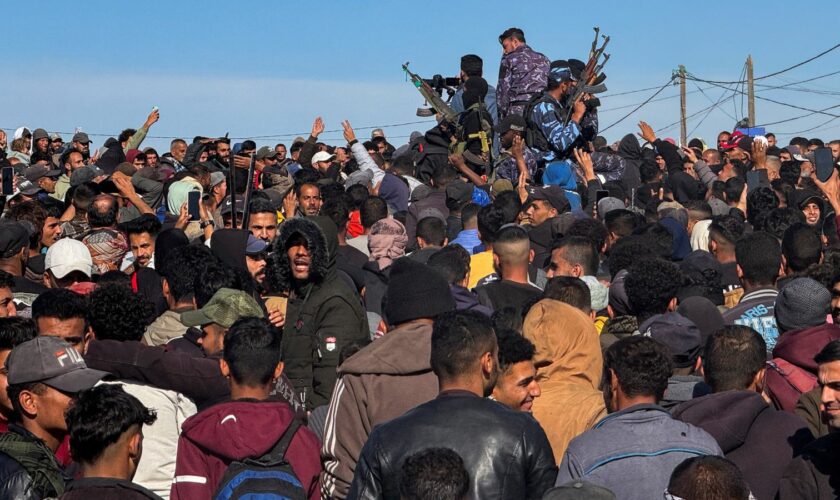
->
<box><xmin>687</xmin><ymin>42</ymin><xmax>840</xmax><ymax>84</ymax></box>
<box><xmin>0</xmin><ymin>119</ymin><xmax>436</xmax><ymax>142</ymax></box>
<box><xmin>600</xmin><ymin>77</ymin><xmax>676</xmax><ymax>133</ymax></box>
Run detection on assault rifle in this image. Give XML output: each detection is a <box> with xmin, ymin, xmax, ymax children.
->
<box><xmin>563</xmin><ymin>27</ymin><xmax>611</xmax><ymax>126</ymax></box>
<box><xmin>402</xmin><ymin>62</ymin><xmax>460</xmax><ymax>124</ymax></box>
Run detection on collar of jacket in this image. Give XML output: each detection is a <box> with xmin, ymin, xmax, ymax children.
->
<box><xmin>594</xmin><ymin>403</ymin><xmax>669</xmax><ymax>429</ymax></box>
<box><xmin>437</xmin><ymin>389</ymin><xmax>481</xmax><ymax>399</ymax></box>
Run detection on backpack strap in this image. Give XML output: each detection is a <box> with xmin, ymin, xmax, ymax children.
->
<box><xmin>769</xmin><ymin>358</ymin><xmax>818</xmax><ymax>394</ymax></box>
<box><xmin>252</xmin><ymin>419</ymin><xmax>302</xmax><ymax>466</ymax></box>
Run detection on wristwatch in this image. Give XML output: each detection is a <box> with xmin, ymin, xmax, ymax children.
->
<box><xmin>200</xmin><ymin>220</ymin><xmax>215</xmax><ymax>229</ymax></box>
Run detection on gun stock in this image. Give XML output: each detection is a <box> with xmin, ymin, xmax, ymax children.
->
<box><xmin>402</xmin><ymin>62</ymin><xmax>460</xmax><ymax>123</ymax></box>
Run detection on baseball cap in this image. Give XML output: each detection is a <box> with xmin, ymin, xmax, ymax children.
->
<box><xmin>495</xmin><ymin>114</ymin><xmax>527</xmax><ymax>134</ymax></box>
<box><xmin>719</xmin><ymin>131</ymin><xmax>745</xmax><ymax>150</ymax></box>
<box><xmin>255</xmin><ymin>146</ymin><xmax>278</xmax><ymax>161</ymax></box>
<box><xmin>638</xmin><ymin>312</ymin><xmax>703</xmax><ymax>368</ymax></box>
<box><xmin>220</xmin><ymin>197</ymin><xmax>245</xmax><ymax>216</ymax></box>
<box><xmin>446</xmin><ymin>180</ymin><xmax>473</xmax><ymax>206</ymax></box>
<box><xmin>45</xmin><ymin>238</ymin><xmax>93</xmax><ymax>279</ymax></box>
<box><xmin>597</xmin><ymin>197</ymin><xmax>625</xmax><ymax>218</ymax></box>
<box><xmin>180</xmin><ymin>288</ymin><xmax>265</xmax><ymax>328</ymax></box>
<box><xmin>210</xmin><ymin>171</ymin><xmax>226</xmax><ymax>188</ymax></box>
<box><xmin>6</xmin><ymin>337</ymin><xmax>107</xmax><ymax>393</ymax></box>
<box><xmin>345</xmin><ymin>169</ymin><xmax>374</xmax><ymax>188</ymax></box>
<box><xmin>371</xmin><ymin>128</ymin><xmax>385</xmax><ymax>139</ymax></box>
<box><xmin>70</xmin><ymin>165</ymin><xmax>106</xmax><ymax>187</ymax></box>
<box><xmin>311</xmin><ymin>151</ymin><xmax>336</xmax><ymax>164</ymax></box>
<box><xmin>72</xmin><ymin>132</ymin><xmax>91</xmax><ymax>144</ymax></box>
<box><xmin>0</xmin><ymin>221</ymin><xmax>30</xmax><ymax>258</ymax></box>
<box><xmin>491</xmin><ymin>179</ymin><xmax>514</xmax><ymax>196</ymax></box>
<box><xmin>245</xmin><ymin>234</ymin><xmax>269</xmax><ymax>256</ymax></box>
<box><xmin>18</xmin><ymin>179</ymin><xmax>42</xmax><ymax>196</ymax></box>
<box><xmin>528</xmin><ymin>185</ymin><xmax>570</xmax><ymax>213</ymax></box>
<box><xmin>50</xmin><ymin>132</ymin><xmax>62</xmax><ymax>142</ymax></box>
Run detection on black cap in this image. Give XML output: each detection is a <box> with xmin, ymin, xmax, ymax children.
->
<box><xmin>445</xmin><ymin>180</ymin><xmax>473</xmax><ymax>206</ymax></box>
<box><xmin>528</xmin><ymin>185</ymin><xmax>569</xmax><ymax>213</ymax></box>
<box><xmin>496</xmin><ymin>114</ymin><xmax>527</xmax><ymax>134</ymax></box>
<box><xmin>499</xmin><ymin>27</ymin><xmax>525</xmax><ymax>44</ymax></box>
<box><xmin>0</xmin><ymin>221</ymin><xmax>30</xmax><ymax>258</ymax></box>
<box><xmin>220</xmin><ymin>197</ymin><xmax>245</xmax><ymax>216</ymax></box>
<box><xmin>639</xmin><ymin>312</ymin><xmax>703</xmax><ymax>368</ymax></box>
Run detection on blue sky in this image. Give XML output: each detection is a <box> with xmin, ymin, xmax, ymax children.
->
<box><xmin>3</xmin><ymin>0</ymin><xmax>840</xmax><ymax>152</ymax></box>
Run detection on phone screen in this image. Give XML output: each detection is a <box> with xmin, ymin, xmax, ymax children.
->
<box><xmin>188</xmin><ymin>190</ymin><xmax>201</xmax><ymax>221</ymax></box>
<box><xmin>596</xmin><ymin>190</ymin><xmax>610</xmax><ymax>203</ymax></box>
<box><xmin>1</xmin><ymin>167</ymin><xmax>13</xmax><ymax>195</ymax></box>
<box><xmin>814</xmin><ymin>147</ymin><xmax>835</xmax><ymax>182</ymax></box>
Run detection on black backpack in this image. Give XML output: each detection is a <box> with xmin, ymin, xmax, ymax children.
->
<box><xmin>523</xmin><ymin>92</ymin><xmax>564</xmax><ymax>156</ymax></box>
<box><xmin>213</xmin><ymin>420</ymin><xmax>307</xmax><ymax>500</ymax></box>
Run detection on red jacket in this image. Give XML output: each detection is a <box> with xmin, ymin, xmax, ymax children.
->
<box><xmin>767</xmin><ymin>323</ymin><xmax>840</xmax><ymax>411</ymax></box>
<box><xmin>171</xmin><ymin>400</ymin><xmax>321</xmax><ymax>500</ymax></box>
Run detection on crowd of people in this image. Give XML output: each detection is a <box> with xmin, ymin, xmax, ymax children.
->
<box><xmin>0</xmin><ymin>25</ymin><xmax>840</xmax><ymax>500</ymax></box>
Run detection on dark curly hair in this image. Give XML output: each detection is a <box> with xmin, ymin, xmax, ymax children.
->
<box><xmin>607</xmin><ymin>236</ymin><xmax>656</xmax><ymax>280</ymax></box>
<box><xmin>604</xmin><ymin>336</ymin><xmax>673</xmax><ymax>401</ymax></box>
<box><xmin>496</xmin><ymin>328</ymin><xmax>536</xmax><ymax>372</ymax></box>
<box><xmin>762</xmin><ymin>207</ymin><xmax>805</xmax><ymax>241</ymax></box>
<box><xmin>565</xmin><ymin>218</ymin><xmax>608</xmax><ymax>254</ymax></box>
<box><xmin>399</xmin><ymin>448</ymin><xmax>469</xmax><ymax>500</ymax></box>
<box><xmin>625</xmin><ymin>259</ymin><xmax>683</xmax><ymax>320</ymax></box>
<box><xmin>746</xmin><ymin>187</ymin><xmax>779</xmax><ymax>228</ymax></box>
<box><xmin>88</xmin><ymin>284</ymin><xmax>155</xmax><ymax>342</ymax></box>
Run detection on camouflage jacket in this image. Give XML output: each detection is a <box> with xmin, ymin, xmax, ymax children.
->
<box><xmin>497</xmin><ymin>44</ymin><xmax>550</xmax><ymax>118</ymax></box>
<box><xmin>530</xmin><ymin>94</ymin><xmax>599</xmax><ymax>162</ymax></box>
<box><xmin>494</xmin><ymin>147</ymin><xmax>539</xmax><ymax>183</ymax></box>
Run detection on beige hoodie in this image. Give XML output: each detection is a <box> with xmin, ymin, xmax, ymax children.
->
<box><xmin>524</xmin><ymin>299</ymin><xmax>608</xmax><ymax>463</ymax></box>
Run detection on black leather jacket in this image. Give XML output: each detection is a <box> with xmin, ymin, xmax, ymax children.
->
<box><xmin>0</xmin><ymin>452</ymin><xmax>39</xmax><ymax>500</ymax></box>
<box><xmin>347</xmin><ymin>390</ymin><xmax>557</xmax><ymax>500</ymax></box>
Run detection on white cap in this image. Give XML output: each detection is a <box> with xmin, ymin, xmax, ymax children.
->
<box><xmin>45</xmin><ymin>239</ymin><xmax>93</xmax><ymax>279</ymax></box>
<box><xmin>311</xmin><ymin>151</ymin><xmax>336</xmax><ymax>164</ymax></box>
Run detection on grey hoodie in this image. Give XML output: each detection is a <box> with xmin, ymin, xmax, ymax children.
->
<box><xmin>557</xmin><ymin>404</ymin><xmax>722</xmax><ymax>499</ymax></box>
<box><xmin>321</xmin><ymin>322</ymin><xmax>438</xmax><ymax>499</ymax></box>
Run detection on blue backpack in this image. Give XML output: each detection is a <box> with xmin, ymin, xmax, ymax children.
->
<box><xmin>213</xmin><ymin>420</ymin><xmax>307</xmax><ymax>500</ymax></box>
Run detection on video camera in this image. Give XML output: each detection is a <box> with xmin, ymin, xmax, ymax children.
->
<box><xmin>422</xmin><ymin>74</ymin><xmax>461</xmax><ymax>102</ymax></box>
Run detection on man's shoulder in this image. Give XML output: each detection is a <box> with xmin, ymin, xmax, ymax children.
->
<box><xmin>800</xmin><ymin>431</ymin><xmax>840</xmax><ymax>463</ymax></box>
<box><xmin>572</xmin><ymin>406</ymin><xmax>717</xmax><ymax>448</ymax></box>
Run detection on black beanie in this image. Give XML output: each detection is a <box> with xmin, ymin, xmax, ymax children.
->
<box><xmin>460</xmin><ymin>54</ymin><xmax>483</xmax><ymax>77</ymax></box>
<box><xmin>384</xmin><ymin>258</ymin><xmax>455</xmax><ymax>325</ymax></box>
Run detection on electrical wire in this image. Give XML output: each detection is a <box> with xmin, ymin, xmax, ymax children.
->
<box><xmin>687</xmin><ymin>42</ymin><xmax>840</xmax><ymax>84</ymax></box>
<box><xmin>599</xmin><ymin>77</ymin><xmax>676</xmax><ymax>133</ymax></box>
<box><xmin>0</xmin><ymin>119</ymin><xmax>436</xmax><ymax>142</ymax></box>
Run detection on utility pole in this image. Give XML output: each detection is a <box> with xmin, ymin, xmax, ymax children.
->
<box><xmin>747</xmin><ymin>55</ymin><xmax>755</xmax><ymax>127</ymax></box>
<box><xmin>679</xmin><ymin>65</ymin><xmax>686</xmax><ymax>146</ymax></box>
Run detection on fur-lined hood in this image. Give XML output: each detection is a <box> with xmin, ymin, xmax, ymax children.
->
<box><xmin>266</xmin><ymin>216</ymin><xmax>337</xmax><ymax>293</ymax></box>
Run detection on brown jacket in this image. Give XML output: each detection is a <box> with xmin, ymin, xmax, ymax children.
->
<box><xmin>320</xmin><ymin>322</ymin><xmax>438</xmax><ymax>499</ymax></box>
<box><xmin>524</xmin><ymin>299</ymin><xmax>607</xmax><ymax>463</ymax></box>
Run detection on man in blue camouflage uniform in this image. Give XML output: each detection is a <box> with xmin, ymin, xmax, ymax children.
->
<box><xmin>528</xmin><ymin>62</ymin><xmax>599</xmax><ymax>210</ymax></box>
<box><xmin>493</xmin><ymin>114</ymin><xmax>539</xmax><ymax>184</ymax></box>
<box><xmin>497</xmin><ymin>28</ymin><xmax>550</xmax><ymax>119</ymax></box>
